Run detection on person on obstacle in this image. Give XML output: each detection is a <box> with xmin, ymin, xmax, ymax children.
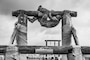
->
<box><xmin>37</xmin><ymin>5</ymin><xmax>62</xmax><ymax>28</ymax></box>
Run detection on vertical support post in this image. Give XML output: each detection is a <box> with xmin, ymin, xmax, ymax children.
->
<box><xmin>16</xmin><ymin>13</ymin><xmax>27</xmax><ymax>60</ymax></box>
<box><xmin>16</xmin><ymin>13</ymin><xmax>27</xmax><ymax>46</ymax></box>
<box><xmin>62</xmin><ymin>11</ymin><xmax>73</xmax><ymax>60</ymax></box>
<box><xmin>71</xmin><ymin>46</ymin><xmax>83</xmax><ymax>60</ymax></box>
<box><xmin>5</xmin><ymin>46</ymin><xmax>19</xmax><ymax>60</ymax></box>
<box><xmin>46</xmin><ymin>40</ymin><xmax>47</xmax><ymax>46</ymax></box>
<box><xmin>54</xmin><ymin>42</ymin><xmax>55</xmax><ymax>46</ymax></box>
<box><xmin>58</xmin><ymin>41</ymin><xmax>60</xmax><ymax>46</ymax></box>
<box><xmin>5</xmin><ymin>13</ymin><xmax>28</xmax><ymax>60</ymax></box>
<box><xmin>45</xmin><ymin>40</ymin><xmax>47</xmax><ymax>59</ymax></box>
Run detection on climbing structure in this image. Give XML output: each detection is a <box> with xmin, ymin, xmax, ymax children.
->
<box><xmin>0</xmin><ymin>5</ymin><xmax>87</xmax><ymax>60</ymax></box>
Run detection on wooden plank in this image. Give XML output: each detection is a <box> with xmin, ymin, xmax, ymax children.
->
<box><xmin>12</xmin><ymin>10</ymin><xmax>77</xmax><ymax>17</ymax></box>
<box><xmin>0</xmin><ymin>46</ymin><xmax>90</xmax><ymax>54</ymax></box>
<box><xmin>81</xmin><ymin>46</ymin><xmax>90</xmax><ymax>54</ymax></box>
<box><xmin>18</xmin><ymin>46</ymin><xmax>72</xmax><ymax>54</ymax></box>
<box><xmin>0</xmin><ymin>46</ymin><xmax>72</xmax><ymax>54</ymax></box>
<box><xmin>12</xmin><ymin>10</ymin><xmax>39</xmax><ymax>17</ymax></box>
<box><xmin>0</xmin><ymin>46</ymin><xmax>6</xmax><ymax>54</ymax></box>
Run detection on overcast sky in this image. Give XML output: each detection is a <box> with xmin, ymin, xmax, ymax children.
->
<box><xmin>0</xmin><ymin>0</ymin><xmax>90</xmax><ymax>46</ymax></box>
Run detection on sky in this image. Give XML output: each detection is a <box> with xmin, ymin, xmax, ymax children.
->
<box><xmin>0</xmin><ymin>0</ymin><xmax>90</xmax><ymax>46</ymax></box>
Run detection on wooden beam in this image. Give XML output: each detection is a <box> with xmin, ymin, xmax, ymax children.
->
<box><xmin>12</xmin><ymin>10</ymin><xmax>39</xmax><ymax>17</ymax></box>
<box><xmin>45</xmin><ymin>40</ymin><xmax>61</xmax><ymax>42</ymax></box>
<box><xmin>0</xmin><ymin>46</ymin><xmax>6</xmax><ymax>54</ymax></box>
<box><xmin>0</xmin><ymin>46</ymin><xmax>72</xmax><ymax>54</ymax></box>
<box><xmin>12</xmin><ymin>10</ymin><xmax>77</xmax><ymax>17</ymax></box>
<box><xmin>18</xmin><ymin>46</ymin><xmax>72</xmax><ymax>54</ymax></box>
<box><xmin>81</xmin><ymin>46</ymin><xmax>90</xmax><ymax>54</ymax></box>
<box><xmin>0</xmin><ymin>46</ymin><xmax>90</xmax><ymax>54</ymax></box>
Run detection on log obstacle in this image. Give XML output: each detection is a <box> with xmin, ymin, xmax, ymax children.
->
<box><xmin>12</xmin><ymin>10</ymin><xmax>77</xmax><ymax>17</ymax></box>
<box><xmin>0</xmin><ymin>45</ymin><xmax>90</xmax><ymax>54</ymax></box>
<box><xmin>10</xmin><ymin>6</ymin><xmax>87</xmax><ymax>60</ymax></box>
<box><xmin>12</xmin><ymin>5</ymin><xmax>77</xmax><ymax>17</ymax></box>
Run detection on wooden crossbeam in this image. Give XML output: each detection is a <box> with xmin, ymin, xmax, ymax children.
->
<box><xmin>18</xmin><ymin>46</ymin><xmax>72</xmax><ymax>54</ymax></box>
<box><xmin>0</xmin><ymin>46</ymin><xmax>90</xmax><ymax>54</ymax></box>
<box><xmin>12</xmin><ymin>10</ymin><xmax>39</xmax><ymax>17</ymax></box>
<box><xmin>12</xmin><ymin>10</ymin><xmax>77</xmax><ymax>17</ymax></box>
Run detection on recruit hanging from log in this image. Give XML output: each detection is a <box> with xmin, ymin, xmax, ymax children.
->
<box><xmin>12</xmin><ymin>5</ymin><xmax>77</xmax><ymax>28</ymax></box>
<box><xmin>36</xmin><ymin>5</ymin><xmax>62</xmax><ymax>28</ymax></box>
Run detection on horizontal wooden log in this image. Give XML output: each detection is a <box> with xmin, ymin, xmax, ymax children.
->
<box><xmin>0</xmin><ymin>46</ymin><xmax>90</xmax><ymax>54</ymax></box>
<box><xmin>18</xmin><ymin>46</ymin><xmax>72</xmax><ymax>54</ymax></box>
<box><xmin>12</xmin><ymin>10</ymin><xmax>39</xmax><ymax>17</ymax></box>
<box><xmin>0</xmin><ymin>46</ymin><xmax>72</xmax><ymax>54</ymax></box>
<box><xmin>0</xmin><ymin>46</ymin><xmax>7</xmax><ymax>54</ymax></box>
<box><xmin>81</xmin><ymin>46</ymin><xmax>90</xmax><ymax>54</ymax></box>
<box><xmin>12</xmin><ymin>10</ymin><xmax>77</xmax><ymax>17</ymax></box>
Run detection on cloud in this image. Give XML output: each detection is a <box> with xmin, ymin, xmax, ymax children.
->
<box><xmin>0</xmin><ymin>15</ymin><xmax>16</xmax><ymax>45</ymax></box>
<box><xmin>0</xmin><ymin>0</ymin><xmax>46</xmax><ymax>15</ymax></box>
<box><xmin>44</xmin><ymin>24</ymin><xmax>61</xmax><ymax>35</ymax></box>
<box><xmin>0</xmin><ymin>0</ymin><xmax>90</xmax><ymax>15</ymax></box>
<box><xmin>0</xmin><ymin>0</ymin><xmax>90</xmax><ymax>46</ymax></box>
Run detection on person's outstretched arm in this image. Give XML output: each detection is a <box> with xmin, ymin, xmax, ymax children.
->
<box><xmin>27</xmin><ymin>17</ymin><xmax>37</xmax><ymax>23</ymax></box>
